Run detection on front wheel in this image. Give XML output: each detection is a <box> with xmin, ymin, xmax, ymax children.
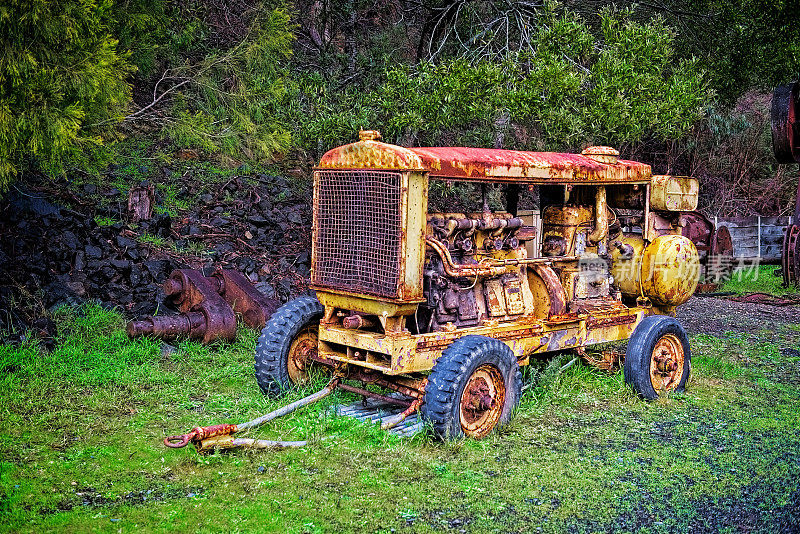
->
<box><xmin>254</xmin><ymin>296</ymin><xmax>327</xmax><ymax>396</ymax></box>
<box><xmin>624</xmin><ymin>315</ymin><xmax>691</xmax><ymax>400</ymax></box>
<box><xmin>422</xmin><ymin>335</ymin><xmax>522</xmax><ymax>439</ymax></box>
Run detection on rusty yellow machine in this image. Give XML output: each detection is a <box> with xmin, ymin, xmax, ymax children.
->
<box><xmin>254</xmin><ymin>131</ymin><xmax>701</xmax><ymax>440</ymax></box>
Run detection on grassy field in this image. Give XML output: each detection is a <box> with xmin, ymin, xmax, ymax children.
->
<box><xmin>1</xmin><ymin>302</ymin><xmax>799</xmax><ymax>533</ymax></box>
<box><xmin>719</xmin><ymin>264</ymin><xmax>790</xmax><ymax>296</ymax></box>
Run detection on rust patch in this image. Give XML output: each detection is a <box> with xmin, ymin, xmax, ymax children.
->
<box><xmin>586</xmin><ymin>314</ymin><xmax>637</xmax><ymax>329</ymax></box>
<box><xmin>318</xmin><ymin>134</ymin><xmax>651</xmax><ymax>183</ymax></box>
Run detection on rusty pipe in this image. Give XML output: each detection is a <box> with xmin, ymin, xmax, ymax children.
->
<box><xmin>349</xmin><ymin>370</ymin><xmax>426</xmax><ymax>399</ymax></box>
<box><xmin>445</xmin><ymin>218</ymin><xmax>477</xmax><ymax>237</ymax></box>
<box><xmin>428</xmin><ymin>237</ymin><xmax>576</xmax><ymax>276</ymax></box>
<box><xmin>197</xmin><ymin>435</ymin><xmax>307</xmax><ymax>451</ymax></box>
<box><xmin>237</xmin><ymin>378</ymin><xmax>340</xmax><ymax>430</ymax></box>
<box><xmin>338</xmin><ymin>383</ymin><xmax>413</xmax><ymax>407</ymax></box>
<box><xmin>380</xmin><ymin>396</ymin><xmax>424</xmax><ymax>431</ymax></box>
<box><xmin>164</xmin><ymin>378</ymin><xmax>340</xmax><ymax>449</ymax></box>
<box><xmin>342</xmin><ymin>314</ymin><xmax>377</xmax><ymax>330</ymax></box>
<box><xmin>587</xmin><ymin>185</ymin><xmax>608</xmax><ymax>246</ymax></box>
<box><xmin>477</xmin><ymin>255</ymin><xmax>580</xmax><ymax>266</ymax></box>
<box><xmin>126</xmin><ymin>311</ymin><xmax>207</xmax><ymax>340</ymax></box>
<box><xmin>426</xmin><ymin>237</ymin><xmax>508</xmax><ymax>278</ymax></box>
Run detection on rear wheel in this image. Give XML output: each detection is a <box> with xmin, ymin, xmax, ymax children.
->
<box><xmin>422</xmin><ymin>335</ymin><xmax>522</xmax><ymax>439</ymax></box>
<box><xmin>254</xmin><ymin>296</ymin><xmax>327</xmax><ymax>396</ymax></box>
<box><xmin>624</xmin><ymin>315</ymin><xmax>690</xmax><ymax>400</ymax></box>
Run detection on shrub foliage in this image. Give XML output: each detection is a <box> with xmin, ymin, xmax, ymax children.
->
<box><xmin>0</xmin><ymin>0</ymin><xmax>132</xmax><ymax>189</ymax></box>
<box><xmin>294</xmin><ymin>7</ymin><xmax>711</xmax><ymax>157</ymax></box>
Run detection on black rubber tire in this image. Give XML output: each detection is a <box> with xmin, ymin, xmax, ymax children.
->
<box><xmin>254</xmin><ymin>295</ymin><xmax>324</xmax><ymax>396</ymax></box>
<box><xmin>422</xmin><ymin>335</ymin><xmax>522</xmax><ymax>439</ymax></box>
<box><xmin>624</xmin><ymin>315</ymin><xmax>691</xmax><ymax>400</ymax></box>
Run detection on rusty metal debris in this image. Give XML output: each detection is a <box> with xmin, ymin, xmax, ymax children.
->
<box><xmin>380</xmin><ymin>396</ymin><xmax>424</xmax><ymax>431</ymax></box>
<box><xmin>727</xmin><ymin>292</ymin><xmax>800</xmax><ymax>307</ymax></box>
<box><xmin>127</xmin><ymin>268</ymin><xmax>277</xmax><ymax>343</ymax></box>
<box><xmin>580</xmin><ymin>348</ymin><xmax>623</xmax><ymax>371</ymax></box>
<box><xmin>165</xmin><ymin>378</ymin><xmax>340</xmax><ymax>451</ymax></box>
<box><xmin>680</xmin><ymin>211</ymin><xmax>734</xmax><ymax>292</ymax></box>
<box><xmin>164</xmin><ymin>376</ymin><xmax>427</xmax><ymax>452</ymax></box>
<box><xmin>335</xmin><ymin>396</ymin><xmax>424</xmax><ymax>437</ymax></box>
<box><xmin>783</xmin><ymin>224</ymin><xmax>800</xmax><ymax>286</ymax></box>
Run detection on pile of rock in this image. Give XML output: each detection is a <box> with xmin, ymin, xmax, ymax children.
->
<box><xmin>0</xmin><ymin>172</ymin><xmax>314</xmax><ymax>345</ymax></box>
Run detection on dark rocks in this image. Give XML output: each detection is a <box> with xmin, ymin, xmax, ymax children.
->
<box><xmin>2</xmin><ymin>169</ymin><xmax>314</xmax><ymax>345</ymax></box>
<box><xmin>247</xmin><ymin>215</ymin><xmax>269</xmax><ymax>227</ymax></box>
<box><xmin>143</xmin><ymin>260</ymin><xmax>169</xmax><ymax>280</ymax></box>
<box><xmin>149</xmin><ymin>213</ymin><xmax>172</xmax><ymax>237</ymax></box>
<box><xmin>85</xmin><ymin>245</ymin><xmax>103</xmax><ymax>259</ymax></box>
<box><xmin>129</xmin><ymin>266</ymin><xmax>144</xmax><ymax>287</ymax></box>
<box><xmin>214</xmin><ymin>243</ymin><xmax>233</xmax><ymax>254</ymax></box>
<box><xmin>110</xmin><ymin>259</ymin><xmax>131</xmax><ymax>271</ymax></box>
<box><xmin>73</xmin><ymin>251</ymin><xmax>86</xmax><ymax>271</ymax></box>
<box><xmin>62</xmin><ymin>231</ymin><xmax>79</xmax><ymax>250</ymax></box>
<box><xmin>8</xmin><ymin>188</ymin><xmax>61</xmax><ymax>217</ymax></box>
<box><xmin>287</xmin><ymin>210</ymin><xmax>303</xmax><ymax>225</ymax></box>
<box><xmin>116</xmin><ymin>236</ymin><xmax>137</xmax><ymax>248</ymax></box>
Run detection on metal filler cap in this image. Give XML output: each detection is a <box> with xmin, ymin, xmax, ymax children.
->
<box><xmin>581</xmin><ymin>145</ymin><xmax>619</xmax><ymax>164</ymax></box>
<box><xmin>359</xmin><ymin>129</ymin><xmax>382</xmax><ymax>141</ymax></box>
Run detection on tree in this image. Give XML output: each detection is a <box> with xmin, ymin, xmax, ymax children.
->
<box><xmin>294</xmin><ymin>6</ymin><xmax>712</xmax><ymax>156</ymax></box>
<box><xmin>0</xmin><ymin>0</ymin><xmax>132</xmax><ymax>190</ymax></box>
<box><xmin>563</xmin><ymin>0</ymin><xmax>800</xmax><ymax>103</ymax></box>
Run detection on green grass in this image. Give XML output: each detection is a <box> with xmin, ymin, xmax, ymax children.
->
<box><xmin>720</xmin><ymin>263</ymin><xmax>787</xmax><ymax>295</ymax></box>
<box><xmin>93</xmin><ymin>216</ymin><xmax>120</xmax><ymax>228</ymax></box>
<box><xmin>137</xmin><ymin>232</ymin><xmax>167</xmax><ymax>248</ymax></box>
<box><xmin>1</xmin><ymin>304</ymin><xmax>799</xmax><ymax>532</ymax></box>
<box><xmin>156</xmin><ymin>184</ymin><xmax>191</xmax><ymax>217</ymax></box>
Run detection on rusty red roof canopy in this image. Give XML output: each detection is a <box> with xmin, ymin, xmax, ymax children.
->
<box><xmin>318</xmin><ymin>134</ymin><xmax>652</xmax><ymax>184</ymax></box>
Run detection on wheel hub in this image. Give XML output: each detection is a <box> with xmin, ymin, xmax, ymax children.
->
<box><xmin>459</xmin><ymin>364</ymin><xmax>506</xmax><ymax>438</ymax></box>
<box><xmin>650</xmin><ymin>333</ymin><xmax>685</xmax><ymax>392</ymax></box>
<box><xmin>287</xmin><ymin>327</ymin><xmax>319</xmax><ymax>384</ymax></box>
<box><xmin>464</xmin><ymin>378</ymin><xmax>495</xmax><ymax>413</ymax></box>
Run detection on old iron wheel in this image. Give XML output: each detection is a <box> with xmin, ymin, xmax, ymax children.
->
<box><xmin>782</xmin><ymin>224</ymin><xmax>800</xmax><ymax>286</ymax></box>
<box><xmin>254</xmin><ymin>296</ymin><xmax>327</xmax><ymax>396</ymax></box>
<box><xmin>422</xmin><ymin>335</ymin><xmax>522</xmax><ymax>440</ymax></box>
<box><xmin>624</xmin><ymin>315</ymin><xmax>691</xmax><ymax>400</ymax></box>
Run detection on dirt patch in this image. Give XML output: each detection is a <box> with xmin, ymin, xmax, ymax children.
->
<box><xmin>677</xmin><ymin>295</ymin><xmax>800</xmax><ymax>340</ymax></box>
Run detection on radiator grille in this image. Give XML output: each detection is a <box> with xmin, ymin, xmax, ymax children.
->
<box><xmin>313</xmin><ymin>170</ymin><xmax>403</xmax><ymax>298</ymax></box>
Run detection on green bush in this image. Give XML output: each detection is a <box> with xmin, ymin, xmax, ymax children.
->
<box><xmin>0</xmin><ymin>0</ymin><xmax>132</xmax><ymax>190</ymax></box>
<box><xmin>163</xmin><ymin>8</ymin><xmax>295</xmax><ymax>161</ymax></box>
<box><xmin>291</xmin><ymin>7</ymin><xmax>711</xmax><ymax>158</ymax></box>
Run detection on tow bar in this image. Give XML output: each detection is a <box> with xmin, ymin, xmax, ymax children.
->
<box><xmin>163</xmin><ymin>377</ymin><xmax>424</xmax><ymax>452</ymax></box>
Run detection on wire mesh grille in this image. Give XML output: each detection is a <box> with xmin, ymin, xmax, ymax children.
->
<box><xmin>313</xmin><ymin>170</ymin><xmax>403</xmax><ymax>298</ymax></box>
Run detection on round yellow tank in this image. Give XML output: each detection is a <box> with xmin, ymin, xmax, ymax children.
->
<box><xmin>610</xmin><ymin>234</ymin><xmax>646</xmax><ymax>297</ymax></box>
<box><xmin>640</xmin><ymin>235</ymin><xmax>700</xmax><ymax>306</ymax></box>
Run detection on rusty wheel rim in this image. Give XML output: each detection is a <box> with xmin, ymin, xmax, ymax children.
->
<box><xmin>459</xmin><ymin>364</ymin><xmax>506</xmax><ymax>438</ymax></box>
<box><xmin>649</xmin><ymin>333</ymin><xmax>685</xmax><ymax>393</ymax></box>
<box><xmin>287</xmin><ymin>326</ymin><xmax>318</xmax><ymax>384</ymax></box>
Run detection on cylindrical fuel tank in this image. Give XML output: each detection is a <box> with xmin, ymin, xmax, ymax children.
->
<box><xmin>611</xmin><ymin>234</ymin><xmax>699</xmax><ymax>306</ymax></box>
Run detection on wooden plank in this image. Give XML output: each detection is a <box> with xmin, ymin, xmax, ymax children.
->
<box><xmin>718</xmin><ymin>216</ymin><xmax>760</xmax><ymax>226</ymax></box>
<box><xmin>760</xmin><ymin>216</ymin><xmax>790</xmax><ymax>225</ymax></box>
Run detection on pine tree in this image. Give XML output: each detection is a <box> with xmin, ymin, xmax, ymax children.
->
<box><xmin>0</xmin><ymin>0</ymin><xmax>132</xmax><ymax>190</ymax></box>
